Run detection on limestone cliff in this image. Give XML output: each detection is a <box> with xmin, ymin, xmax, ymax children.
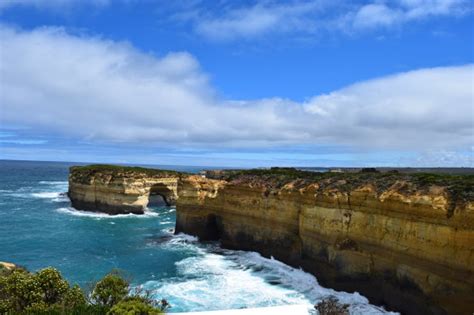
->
<box><xmin>175</xmin><ymin>169</ymin><xmax>474</xmax><ymax>315</ymax></box>
<box><xmin>68</xmin><ymin>165</ymin><xmax>182</xmax><ymax>214</ymax></box>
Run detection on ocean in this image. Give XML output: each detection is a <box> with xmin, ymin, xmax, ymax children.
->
<box><xmin>0</xmin><ymin>160</ymin><xmax>396</xmax><ymax>314</ymax></box>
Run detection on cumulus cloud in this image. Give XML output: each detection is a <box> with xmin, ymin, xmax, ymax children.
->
<box><xmin>0</xmin><ymin>25</ymin><xmax>472</xmax><ymax>152</ymax></box>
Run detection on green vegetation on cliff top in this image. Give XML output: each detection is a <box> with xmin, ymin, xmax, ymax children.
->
<box><xmin>206</xmin><ymin>167</ymin><xmax>474</xmax><ymax>203</ymax></box>
<box><xmin>70</xmin><ymin>164</ymin><xmax>185</xmax><ymax>177</ymax></box>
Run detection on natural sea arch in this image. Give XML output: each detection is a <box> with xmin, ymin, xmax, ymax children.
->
<box><xmin>146</xmin><ymin>182</ymin><xmax>177</xmax><ymax>207</ymax></box>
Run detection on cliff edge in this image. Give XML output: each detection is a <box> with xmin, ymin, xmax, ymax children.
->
<box><xmin>176</xmin><ymin>168</ymin><xmax>474</xmax><ymax>315</ymax></box>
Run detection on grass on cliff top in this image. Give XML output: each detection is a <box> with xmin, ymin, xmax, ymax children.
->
<box><xmin>70</xmin><ymin>164</ymin><xmax>186</xmax><ymax>176</ymax></box>
<box><xmin>206</xmin><ymin>167</ymin><xmax>474</xmax><ymax>202</ymax></box>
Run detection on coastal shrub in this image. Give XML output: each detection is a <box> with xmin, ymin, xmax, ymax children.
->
<box><xmin>61</xmin><ymin>284</ymin><xmax>87</xmax><ymax>310</ymax></box>
<box><xmin>107</xmin><ymin>297</ymin><xmax>163</xmax><ymax>315</ymax></box>
<box><xmin>91</xmin><ymin>271</ymin><xmax>129</xmax><ymax>307</ymax></box>
<box><xmin>315</xmin><ymin>297</ymin><xmax>350</xmax><ymax>315</ymax></box>
<box><xmin>0</xmin><ymin>266</ymin><xmax>167</xmax><ymax>314</ymax></box>
<box><xmin>34</xmin><ymin>267</ymin><xmax>70</xmax><ymax>304</ymax></box>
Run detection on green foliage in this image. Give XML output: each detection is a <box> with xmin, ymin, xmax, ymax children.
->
<box><xmin>1</xmin><ymin>269</ymin><xmax>43</xmax><ymax>311</ymax></box>
<box><xmin>35</xmin><ymin>267</ymin><xmax>70</xmax><ymax>304</ymax></box>
<box><xmin>70</xmin><ymin>164</ymin><xmax>185</xmax><ymax>177</ymax></box>
<box><xmin>0</xmin><ymin>266</ymin><xmax>168</xmax><ymax>315</ymax></box>
<box><xmin>91</xmin><ymin>271</ymin><xmax>129</xmax><ymax>307</ymax></box>
<box><xmin>62</xmin><ymin>284</ymin><xmax>87</xmax><ymax>309</ymax></box>
<box><xmin>107</xmin><ymin>297</ymin><xmax>163</xmax><ymax>315</ymax></box>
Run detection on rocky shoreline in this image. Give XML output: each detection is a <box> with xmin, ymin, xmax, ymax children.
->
<box><xmin>68</xmin><ymin>165</ymin><xmax>474</xmax><ymax>315</ymax></box>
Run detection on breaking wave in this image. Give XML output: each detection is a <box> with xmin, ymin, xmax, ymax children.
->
<box><xmin>55</xmin><ymin>207</ymin><xmax>160</xmax><ymax>219</ymax></box>
<box><xmin>140</xmin><ymin>234</ymin><xmax>397</xmax><ymax>314</ymax></box>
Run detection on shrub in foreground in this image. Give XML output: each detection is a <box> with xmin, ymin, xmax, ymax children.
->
<box><xmin>0</xmin><ymin>265</ymin><xmax>167</xmax><ymax>314</ymax></box>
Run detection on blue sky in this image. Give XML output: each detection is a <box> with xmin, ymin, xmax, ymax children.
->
<box><xmin>0</xmin><ymin>0</ymin><xmax>473</xmax><ymax>167</ymax></box>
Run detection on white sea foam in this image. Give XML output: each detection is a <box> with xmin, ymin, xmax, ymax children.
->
<box><xmin>55</xmin><ymin>207</ymin><xmax>160</xmax><ymax>219</ymax></box>
<box><xmin>1</xmin><ymin>187</ymin><xmax>36</xmax><ymax>198</ymax></box>
<box><xmin>39</xmin><ymin>181</ymin><xmax>68</xmax><ymax>185</ymax></box>
<box><xmin>142</xmin><ymin>254</ymin><xmax>311</xmax><ymax>312</ymax></box>
<box><xmin>159</xmin><ymin>220</ymin><xmax>173</xmax><ymax>225</ymax></box>
<box><xmin>142</xmin><ymin>236</ymin><xmax>397</xmax><ymax>314</ymax></box>
<box><xmin>29</xmin><ymin>191</ymin><xmax>70</xmax><ymax>202</ymax></box>
<box><xmin>145</xmin><ymin>207</ymin><xmax>176</xmax><ymax>214</ymax></box>
<box><xmin>31</xmin><ymin>192</ymin><xmax>61</xmax><ymax>199</ymax></box>
<box><xmin>227</xmin><ymin>251</ymin><xmax>395</xmax><ymax>315</ymax></box>
<box><xmin>32</xmin><ymin>181</ymin><xmax>70</xmax><ymax>201</ymax></box>
<box><xmin>170</xmin><ymin>233</ymin><xmax>199</xmax><ymax>243</ymax></box>
<box><xmin>173</xmin><ymin>304</ymin><xmax>312</xmax><ymax>315</ymax></box>
<box><xmin>52</xmin><ymin>194</ymin><xmax>70</xmax><ymax>202</ymax></box>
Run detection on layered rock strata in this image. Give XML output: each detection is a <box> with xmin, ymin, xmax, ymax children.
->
<box><xmin>68</xmin><ymin>165</ymin><xmax>181</xmax><ymax>214</ymax></box>
<box><xmin>175</xmin><ymin>170</ymin><xmax>474</xmax><ymax>315</ymax></box>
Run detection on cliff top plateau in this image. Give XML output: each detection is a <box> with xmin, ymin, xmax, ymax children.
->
<box><xmin>69</xmin><ymin>164</ymin><xmax>186</xmax><ymax>182</ymax></box>
<box><xmin>205</xmin><ymin>167</ymin><xmax>473</xmax><ymax>206</ymax></box>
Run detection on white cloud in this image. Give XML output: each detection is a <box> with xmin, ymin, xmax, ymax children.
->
<box><xmin>349</xmin><ymin>0</ymin><xmax>471</xmax><ymax>30</ymax></box>
<box><xmin>351</xmin><ymin>4</ymin><xmax>402</xmax><ymax>29</ymax></box>
<box><xmin>1</xmin><ymin>1</ymin><xmax>470</xmax><ymax>41</ymax></box>
<box><xmin>189</xmin><ymin>0</ymin><xmax>471</xmax><ymax>41</ymax></box>
<box><xmin>194</xmin><ymin>1</ymin><xmax>324</xmax><ymax>41</ymax></box>
<box><xmin>303</xmin><ymin>66</ymin><xmax>474</xmax><ymax>148</ymax></box>
<box><xmin>0</xmin><ymin>25</ymin><xmax>472</xmax><ymax>153</ymax></box>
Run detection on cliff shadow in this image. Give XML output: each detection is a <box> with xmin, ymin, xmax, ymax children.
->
<box><xmin>147</xmin><ymin>183</ymin><xmax>176</xmax><ymax>207</ymax></box>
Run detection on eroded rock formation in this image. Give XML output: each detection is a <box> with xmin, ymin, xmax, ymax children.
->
<box><xmin>68</xmin><ymin>165</ymin><xmax>474</xmax><ymax>314</ymax></box>
<box><xmin>68</xmin><ymin>165</ymin><xmax>181</xmax><ymax>214</ymax></box>
<box><xmin>175</xmin><ymin>169</ymin><xmax>474</xmax><ymax>315</ymax></box>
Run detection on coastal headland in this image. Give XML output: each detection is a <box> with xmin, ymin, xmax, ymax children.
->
<box><xmin>68</xmin><ymin>165</ymin><xmax>474</xmax><ymax>315</ymax></box>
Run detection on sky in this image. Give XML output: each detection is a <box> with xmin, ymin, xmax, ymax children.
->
<box><xmin>0</xmin><ymin>0</ymin><xmax>473</xmax><ymax>167</ymax></box>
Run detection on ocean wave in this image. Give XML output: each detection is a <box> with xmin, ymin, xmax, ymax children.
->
<box><xmin>145</xmin><ymin>207</ymin><xmax>176</xmax><ymax>214</ymax></box>
<box><xmin>226</xmin><ymin>251</ymin><xmax>396</xmax><ymax>315</ymax></box>
<box><xmin>31</xmin><ymin>192</ymin><xmax>62</xmax><ymax>199</ymax></box>
<box><xmin>55</xmin><ymin>207</ymin><xmax>160</xmax><ymax>219</ymax></box>
<box><xmin>170</xmin><ymin>233</ymin><xmax>199</xmax><ymax>243</ymax></box>
<box><xmin>0</xmin><ymin>187</ymin><xmax>35</xmax><ymax>198</ymax></box>
<box><xmin>159</xmin><ymin>220</ymin><xmax>173</xmax><ymax>225</ymax></box>
<box><xmin>141</xmin><ymin>252</ymin><xmax>311</xmax><ymax>312</ymax></box>
<box><xmin>53</xmin><ymin>194</ymin><xmax>70</xmax><ymax>202</ymax></box>
<box><xmin>30</xmin><ymin>191</ymin><xmax>69</xmax><ymax>202</ymax></box>
<box><xmin>39</xmin><ymin>181</ymin><xmax>68</xmax><ymax>185</ymax></box>
<box><xmin>142</xmin><ymin>235</ymin><xmax>397</xmax><ymax>314</ymax></box>
<box><xmin>0</xmin><ymin>185</ymin><xmax>68</xmax><ymax>201</ymax></box>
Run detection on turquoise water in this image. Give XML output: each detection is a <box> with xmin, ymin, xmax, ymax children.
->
<box><xmin>0</xmin><ymin>160</ymin><xmax>395</xmax><ymax>314</ymax></box>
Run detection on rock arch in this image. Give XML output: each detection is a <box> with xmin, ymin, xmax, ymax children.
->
<box><xmin>68</xmin><ymin>166</ymin><xmax>179</xmax><ymax>214</ymax></box>
<box><xmin>147</xmin><ymin>182</ymin><xmax>177</xmax><ymax>207</ymax></box>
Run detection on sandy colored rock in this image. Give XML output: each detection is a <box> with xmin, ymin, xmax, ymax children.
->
<box><xmin>68</xmin><ymin>165</ymin><xmax>181</xmax><ymax>214</ymax></box>
<box><xmin>0</xmin><ymin>262</ymin><xmax>16</xmax><ymax>270</ymax></box>
<box><xmin>176</xmin><ymin>172</ymin><xmax>474</xmax><ymax>315</ymax></box>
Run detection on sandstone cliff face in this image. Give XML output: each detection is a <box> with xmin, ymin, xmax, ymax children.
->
<box><xmin>176</xmin><ymin>172</ymin><xmax>474</xmax><ymax>315</ymax></box>
<box><xmin>68</xmin><ymin>165</ymin><xmax>181</xmax><ymax>214</ymax></box>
